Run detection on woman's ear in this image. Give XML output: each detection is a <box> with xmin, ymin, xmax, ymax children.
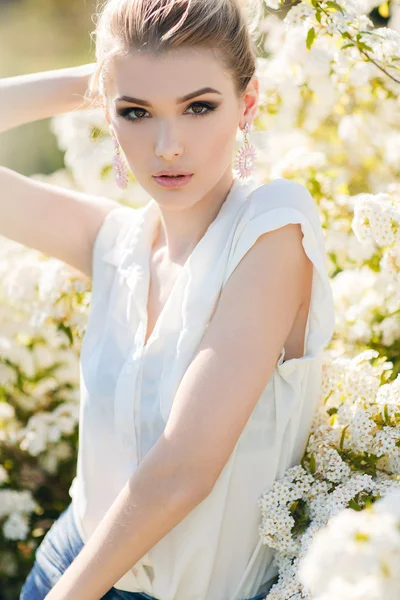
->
<box><xmin>240</xmin><ymin>76</ymin><xmax>259</xmax><ymax>128</ymax></box>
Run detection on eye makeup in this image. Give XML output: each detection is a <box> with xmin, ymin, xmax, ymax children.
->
<box><xmin>116</xmin><ymin>100</ymin><xmax>218</xmax><ymax>122</ymax></box>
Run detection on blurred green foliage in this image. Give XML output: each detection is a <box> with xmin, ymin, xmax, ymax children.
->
<box><xmin>0</xmin><ymin>0</ymin><xmax>97</xmax><ymax>176</ymax></box>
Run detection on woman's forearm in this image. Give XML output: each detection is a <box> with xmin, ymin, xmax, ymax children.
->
<box><xmin>0</xmin><ymin>63</ymin><xmax>98</xmax><ymax>135</ymax></box>
<box><xmin>43</xmin><ymin>447</ymin><xmax>208</xmax><ymax>600</ymax></box>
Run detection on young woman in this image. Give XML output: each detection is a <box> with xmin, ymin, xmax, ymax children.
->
<box><xmin>0</xmin><ymin>0</ymin><xmax>335</xmax><ymax>598</ymax></box>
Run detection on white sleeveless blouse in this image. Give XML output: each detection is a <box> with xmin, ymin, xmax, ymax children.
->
<box><xmin>69</xmin><ymin>176</ymin><xmax>336</xmax><ymax>600</ymax></box>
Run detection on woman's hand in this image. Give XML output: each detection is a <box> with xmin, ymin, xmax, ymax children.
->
<box><xmin>0</xmin><ymin>62</ymin><xmax>99</xmax><ymax>135</ymax></box>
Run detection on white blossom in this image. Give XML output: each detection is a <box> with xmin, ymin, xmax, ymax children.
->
<box><xmin>3</xmin><ymin>512</ymin><xmax>29</xmax><ymax>541</ymax></box>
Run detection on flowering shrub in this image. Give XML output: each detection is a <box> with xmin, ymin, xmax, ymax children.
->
<box><xmin>259</xmin><ymin>350</ymin><xmax>400</xmax><ymax>598</ymax></box>
<box><xmin>2</xmin><ymin>0</ymin><xmax>400</xmax><ymax>598</ymax></box>
<box><xmin>253</xmin><ymin>1</ymin><xmax>400</xmax><ymax>597</ymax></box>
<box><xmin>0</xmin><ymin>245</ymin><xmax>91</xmax><ymax>595</ymax></box>
<box><xmin>298</xmin><ymin>490</ymin><xmax>400</xmax><ymax>600</ymax></box>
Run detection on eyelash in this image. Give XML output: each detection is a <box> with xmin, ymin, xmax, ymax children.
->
<box><xmin>116</xmin><ymin>101</ymin><xmax>218</xmax><ymax>122</ymax></box>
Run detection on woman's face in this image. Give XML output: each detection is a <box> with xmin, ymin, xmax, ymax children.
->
<box><xmin>104</xmin><ymin>47</ymin><xmax>257</xmax><ymax>208</ymax></box>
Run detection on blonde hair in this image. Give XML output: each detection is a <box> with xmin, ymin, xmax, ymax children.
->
<box><xmin>86</xmin><ymin>0</ymin><xmax>262</xmax><ymax>104</ymax></box>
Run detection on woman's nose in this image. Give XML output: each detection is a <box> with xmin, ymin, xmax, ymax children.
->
<box><xmin>155</xmin><ymin>122</ymin><xmax>184</xmax><ymax>160</ymax></box>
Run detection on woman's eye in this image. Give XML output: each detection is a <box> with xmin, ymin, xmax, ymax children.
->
<box><xmin>117</xmin><ymin>101</ymin><xmax>216</xmax><ymax>122</ymax></box>
<box><xmin>122</xmin><ymin>107</ymin><xmax>148</xmax><ymax>120</ymax></box>
<box><xmin>186</xmin><ymin>102</ymin><xmax>215</xmax><ymax>116</ymax></box>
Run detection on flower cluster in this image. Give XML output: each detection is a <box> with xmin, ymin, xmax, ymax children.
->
<box><xmin>0</xmin><ymin>490</ymin><xmax>38</xmax><ymax>541</ymax></box>
<box><xmin>269</xmin><ymin>0</ymin><xmax>400</xmax><ymax>86</ymax></box>
<box><xmin>258</xmin><ymin>351</ymin><xmax>400</xmax><ymax>598</ymax></box>
<box><xmin>0</xmin><ymin>241</ymin><xmax>88</xmax><ymax>584</ymax></box>
<box><xmin>353</xmin><ymin>191</ymin><xmax>400</xmax><ymax>293</ymax></box>
<box><xmin>298</xmin><ymin>490</ymin><xmax>400</xmax><ymax>600</ymax></box>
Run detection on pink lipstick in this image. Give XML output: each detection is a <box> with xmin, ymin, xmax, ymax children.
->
<box><xmin>152</xmin><ymin>173</ymin><xmax>193</xmax><ymax>188</ymax></box>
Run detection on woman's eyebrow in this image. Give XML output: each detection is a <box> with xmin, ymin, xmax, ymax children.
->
<box><xmin>114</xmin><ymin>87</ymin><xmax>222</xmax><ymax>107</ymax></box>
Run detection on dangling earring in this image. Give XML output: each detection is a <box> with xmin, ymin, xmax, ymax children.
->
<box><xmin>109</xmin><ymin>126</ymin><xmax>128</xmax><ymax>189</ymax></box>
<box><xmin>235</xmin><ymin>122</ymin><xmax>256</xmax><ymax>180</ymax></box>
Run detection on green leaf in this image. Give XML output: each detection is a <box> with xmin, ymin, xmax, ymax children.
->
<box><xmin>358</xmin><ymin>43</ymin><xmax>373</xmax><ymax>52</ymax></box>
<box><xmin>326</xmin><ymin>1</ymin><xmax>345</xmax><ymax>13</ymax></box>
<box><xmin>309</xmin><ymin>453</ymin><xmax>316</xmax><ymax>474</ymax></box>
<box><xmin>306</xmin><ymin>27</ymin><xmax>316</xmax><ymax>51</ymax></box>
<box><xmin>384</xmin><ymin>404</ymin><xmax>390</xmax><ymax>424</ymax></box>
<box><xmin>340</xmin><ymin>425</ymin><xmax>349</xmax><ymax>450</ymax></box>
<box><xmin>324</xmin><ymin>389</ymin><xmax>334</xmax><ymax>405</ymax></box>
<box><xmin>57</xmin><ymin>323</ymin><xmax>74</xmax><ymax>345</ymax></box>
<box><xmin>348</xmin><ymin>498</ymin><xmax>362</xmax><ymax>511</ymax></box>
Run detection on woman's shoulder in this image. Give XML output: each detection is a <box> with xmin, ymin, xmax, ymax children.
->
<box><xmin>223</xmin><ymin>177</ymin><xmax>335</xmax><ymax>355</ymax></box>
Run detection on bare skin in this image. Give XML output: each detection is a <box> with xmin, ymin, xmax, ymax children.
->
<box><xmin>0</xmin><ymin>63</ymin><xmax>119</xmax><ymax>277</ymax></box>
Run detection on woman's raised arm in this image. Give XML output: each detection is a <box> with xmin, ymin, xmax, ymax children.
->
<box><xmin>0</xmin><ymin>63</ymin><xmax>98</xmax><ymax>134</ymax></box>
<box><xmin>0</xmin><ymin>166</ymin><xmax>120</xmax><ymax>278</ymax></box>
<box><xmin>0</xmin><ymin>64</ymin><xmax>120</xmax><ymax>279</ymax></box>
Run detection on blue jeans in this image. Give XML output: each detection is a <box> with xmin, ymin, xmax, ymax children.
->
<box><xmin>19</xmin><ymin>502</ymin><xmax>268</xmax><ymax>600</ymax></box>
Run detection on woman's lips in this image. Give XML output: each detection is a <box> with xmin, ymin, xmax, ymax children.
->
<box><xmin>152</xmin><ymin>174</ymin><xmax>193</xmax><ymax>188</ymax></box>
